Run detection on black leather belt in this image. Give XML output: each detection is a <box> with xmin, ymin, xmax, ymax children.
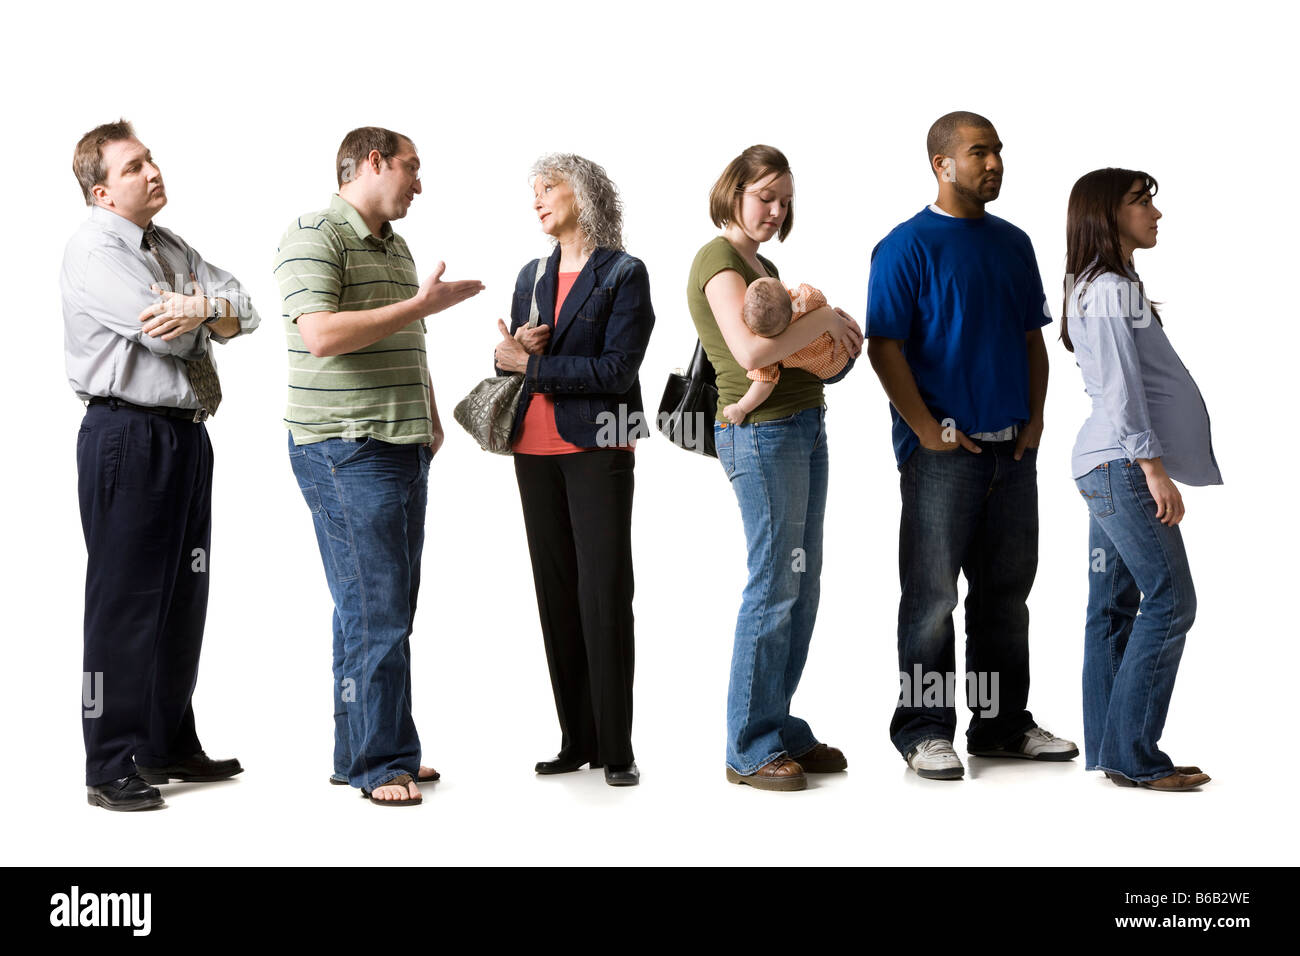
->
<box><xmin>88</xmin><ymin>396</ymin><xmax>208</xmax><ymax>423</ymax></box>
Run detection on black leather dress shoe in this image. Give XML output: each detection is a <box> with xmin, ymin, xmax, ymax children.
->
<box><xmin>87</xmin><ymin>775</ymin><xmax>165</xmax><ymax>811</ymax></box>
<box><xmin>136</xmin><ymin>751</ymin><xmax>243</xmax><ymax>784</ymax></box>
<box><xmin>535</xmin><ymin>755</ymin><xmax>603</xmax><ymax>774</ymax></box>
<box><xmin>603</xmin><ymin>762</ymin><xmax>639</xmax><ymax>787</ymax></box>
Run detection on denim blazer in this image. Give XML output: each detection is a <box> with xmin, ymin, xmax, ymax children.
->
<box><xmin>497</xmin><ymin>245</ymin><xmax>656</xmax><ymax>448</ymax></box>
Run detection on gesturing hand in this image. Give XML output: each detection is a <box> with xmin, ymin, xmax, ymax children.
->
<box><xmin>495</xmin><ymin>319</ymin><xmax>530</xmax><ymax>373</ymax></box>
<box><xmin>515</xmin><ymin>323</ymin><xmax>551</xmax><ymax>355</ymax></box>
<box><xmin>140</xmin><ymin>278</ymin><xmax>207</xmax><ymax>340</ymax></box>
<box><xmin>417</xmin><ymin>261</ymin><xmax>484</xmax><ymax>317</ymax></box>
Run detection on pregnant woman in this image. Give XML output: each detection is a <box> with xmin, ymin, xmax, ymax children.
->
<box><xmin>1062</xmin><ymin>167</ymin><xmax>1222</xmax><ymax>792</ymax></box>
<box><xmin>687</xmin><ymin>144</ymin><xmax>862</xmax><ymax>791</ymax></box>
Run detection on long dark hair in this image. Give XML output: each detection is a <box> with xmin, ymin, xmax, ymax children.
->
<box><xmin>1060</xmin><ymin>168</ymin><xmax>1161</xmax><ymax>352</ymax></box>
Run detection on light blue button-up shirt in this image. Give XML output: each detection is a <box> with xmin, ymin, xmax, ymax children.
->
<box><xmin>61</xmin><ymin>204</ymin><xmax>260</xmax><ymax>408</ymax></box>
<box><xmin>1067</xmin><ymin>268</ymin><xmax>1221</xmax><ymax>486</ymax></box>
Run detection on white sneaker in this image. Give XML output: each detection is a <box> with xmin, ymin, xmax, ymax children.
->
<box><xmin>968</xmin><ymin>726</ymin><xmax>1079</xmax><ymax>761</ymax></box>
<box><xmin>906</xmin><ymin>738</ymin><xmax>965</xmax><ymax>779</ymax></box>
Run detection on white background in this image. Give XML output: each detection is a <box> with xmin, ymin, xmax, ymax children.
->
<box><xmin>2</xmin><ymin>0</ymin><xmax>1296</xmax><ymax>865</ymax></box>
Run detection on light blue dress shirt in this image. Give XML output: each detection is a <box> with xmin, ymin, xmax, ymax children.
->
<box><xmin>61</xmin><ymin>205</ymin><xmax>260</xmax><ymax>408</ymax></box>
<box><xmin>1067</xmin><ymin>268</ymin><xmax>1221</xmax><ymax>486</ymax></box>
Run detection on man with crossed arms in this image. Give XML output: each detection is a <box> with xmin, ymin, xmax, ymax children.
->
<box><xmin>63</xmin><ymin>120</ymin><xmax>259</xmax><ymax>811</ymax></box>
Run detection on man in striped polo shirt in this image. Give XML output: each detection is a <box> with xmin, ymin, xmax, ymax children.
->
<box><xmin>275</xmin><ymin>127</ymin><xmax>483</xmax><ymax>806</ymax></box>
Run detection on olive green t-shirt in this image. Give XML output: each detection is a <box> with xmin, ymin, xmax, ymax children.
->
<box><xmin>686</xmin><ymin>236</ymin><xmax>824</xmax><ymax>423</ymax></box>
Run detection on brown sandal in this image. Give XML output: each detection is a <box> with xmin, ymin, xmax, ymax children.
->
<box><xmin>361</xmin><ymin>773</ymin><xmax>422</xmax><ymax>806</ymax></box>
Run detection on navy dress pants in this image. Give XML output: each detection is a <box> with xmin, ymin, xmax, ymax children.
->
<box><xmin>77</xmin><ymin>403</ymin><xmax>212</xmax><ymax>786</ymax></box>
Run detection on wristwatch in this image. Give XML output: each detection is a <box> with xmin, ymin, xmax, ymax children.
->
<box><xmin>203</xmin><ymin>296</ymin><xmax>221</xmax><ymax>325</ymax></box>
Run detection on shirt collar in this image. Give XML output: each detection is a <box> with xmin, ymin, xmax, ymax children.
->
<box><xmin>90</xmin><ymin>203</ymin><xmax>148</xmax><ymax>247</ymax></box>
<box><xmin>330</xmin><ymin>193</ymin><xmax>393</xmax><ymax>242</ymax></box>
<box><xmin>1084</xmin><ymin>256</ymin><xmax>1140</xmax><ymax>281</ymax></box>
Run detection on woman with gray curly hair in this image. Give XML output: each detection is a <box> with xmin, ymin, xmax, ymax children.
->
<box><xmin>493</xmin><ymin>154</ymin><xmax>656</xmax><ymax>786</ymax></box>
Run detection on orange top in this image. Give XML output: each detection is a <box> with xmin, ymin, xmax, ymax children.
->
<box><xmin>747</xmin><ymin>283</ymin><xmax>848</xmax><ymax>384</ymax></box>
<box><xmin>513</xmin><ymin>272</ymin><xmax>589</xmax><ymax>456</ymax></box>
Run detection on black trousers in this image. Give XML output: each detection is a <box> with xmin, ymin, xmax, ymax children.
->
<box><xmin>77</xmin><ymin>404</ymin><xmax>212</xmax><ymax>785</ymax></box>
<box><xmin>514</xmin><ymin>449</ymin><xmax>636</xmax><ymax>767</ymax></box>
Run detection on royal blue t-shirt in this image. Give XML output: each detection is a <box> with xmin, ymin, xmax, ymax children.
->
<box><xmin>866</xmin><ymin>207</ymin><xmax>1050</xmax><ymax>467</ymax></box>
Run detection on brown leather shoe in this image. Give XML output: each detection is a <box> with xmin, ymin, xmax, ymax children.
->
<box><xmin>1143</xmin><ymin>770</ymin><xmax>1210</xmax><ymax>791</ymax></box>
<box><xmin>1106</xmin><ymin>769</ymin><xmax>1210</xmax><ymax>791</ymax></box>
<box><xmin>725</xmin><ymin>756</ymin><xmax>806</xmax><ymax>791</ymax></box>
<box><xmin>793</xmin><ymin>743</ymin><xmax>847</xmax><ymax>773</ymax></box>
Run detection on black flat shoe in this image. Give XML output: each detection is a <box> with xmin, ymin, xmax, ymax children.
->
<box><xmin>136</xmin><ymin>751</ymin><xmax>243</xmax><ymax>784</ymax></box>
<box><xmin>603</xmin><ymin>762</ymin><xmax>639</xmax><ymax>786</ymax></box>
<box><xmin>535</xmin><ymin>755</ymin><xmax>602</xmax><ymax>775</ymax></box>
<box><xmin>87</xmin><ymin>775</ymin><xmax>165</xmax><ymax>811</ymax></box>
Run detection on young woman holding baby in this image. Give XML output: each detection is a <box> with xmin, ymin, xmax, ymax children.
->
<box><xmin>685</xmin><ymin>144</ymin><xmax>863</xmax><ymax>791</ymax></box>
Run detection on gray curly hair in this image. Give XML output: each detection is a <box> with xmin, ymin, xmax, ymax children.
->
<box><xmin>530</xmin><ymin>153</ymin><xmax>624</xmax><ymax>254</ymax></box>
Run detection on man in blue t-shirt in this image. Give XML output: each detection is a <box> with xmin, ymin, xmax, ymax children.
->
<box><xmin>865</xmin><ymin>111</ymin><xmax>1078</xmax><ymax>780</ymax></box>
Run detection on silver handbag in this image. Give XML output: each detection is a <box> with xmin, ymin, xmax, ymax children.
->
<box><xmin>453</xmin><ymin>258</ymin><xmax>546</xmax><ymax>455</ymax></box>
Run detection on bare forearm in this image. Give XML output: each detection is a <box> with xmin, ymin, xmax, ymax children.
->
<box><xmin>1026</xmin><ymin>331</ymin><xmax>1048</xmax><ymax>423</ymax></box>
<box><xmin>738</xmin><ymin>380</ymin><xmax>776</xmax><ymax>413</ymax></box>
<box><xmin>298</xmin><ymin>299</ymin><xmax>425</xmax><ymax>358</ymax></box>
<box><xmin>867</xmin><ymin>338</ymin><xmax>941</xmax><ymax>443</ymax></box>
<box><xmin>738</xmin><ymin>307</ymin><xmax>835</xmax><ymax>369</ymax></box>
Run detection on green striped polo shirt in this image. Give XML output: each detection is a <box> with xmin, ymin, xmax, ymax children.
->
<box><xmin>274</xmin><ymin>194</ymin><xmax>430</xmax><ymax>445</ymax></box>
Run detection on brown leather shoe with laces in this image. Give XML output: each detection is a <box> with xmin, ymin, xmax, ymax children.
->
<box><xmin>725</xmin><ymin>756</ymin><xmax>807</xmax><ymax>791</ymax></box>
<box><xmin>792</xmin><ymin>743</ymin><xmax>848</xmax><ymax>773</ymax></box>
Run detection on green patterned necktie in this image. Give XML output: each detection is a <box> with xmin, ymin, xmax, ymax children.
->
<box><xmin>143</xmin><ymin>225</ymin><xmax>222</xmax><ymax>418</ymax></box>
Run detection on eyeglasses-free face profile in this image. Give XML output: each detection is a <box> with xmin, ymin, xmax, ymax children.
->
<box><xmin>503</xmin><ymin>153</ymin><xmax>651</xmax><ymax>787</ymax></box>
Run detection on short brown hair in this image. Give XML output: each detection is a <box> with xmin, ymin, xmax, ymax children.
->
<box><xmin>73</xmin><ymin>119</ymin><xmax>136</xmax><ymax>206</ymax></box>
<box><xmin>336</xmin><ymin>126</ymin><xmax>414</xmax><ymax>187</ymax></box>
<box><xmin>708</xmin><ymin>144</ymin><xmax>794</xmax><ymax>241</ymax></box>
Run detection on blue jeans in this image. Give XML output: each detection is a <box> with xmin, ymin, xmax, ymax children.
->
<box><xmin>714</xmin><ymin>407</ymin><xmax>826</xmax><ymax>775</ymax></box>
<box><xmin>288</xmin><ymin>434</ymin><xmax>429</xmax><ymax>790</ymax></box>
<box><xmin>890</xmin><ymin>442</ymin><xmax>1038</xmax><ymax>756</ymax></box>
<box><xmin>1076</xmin><ymin>459</ymin><xmax>1196</xmax><ymax>782</ymax></box>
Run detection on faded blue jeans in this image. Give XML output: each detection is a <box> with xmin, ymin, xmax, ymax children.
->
<box><xmin>288</xmin><ymin>434</ymin><xmax>429</xmax><ymax>791</ymax></box>
<box><xmin>714</xmin><ymin>407</ymin><xmax>826</xmax><ymax>775</ymax></box>
<box><xmin>1076</xmin><ymin>459</ymin><xmax>1196</xmax><ymax>782</ymax></box>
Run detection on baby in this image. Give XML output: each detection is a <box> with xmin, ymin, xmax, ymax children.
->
<box><xmin>722</xmin><ymin>277</ymin><xmax>851</xmax><ymax>424</ymax></box>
